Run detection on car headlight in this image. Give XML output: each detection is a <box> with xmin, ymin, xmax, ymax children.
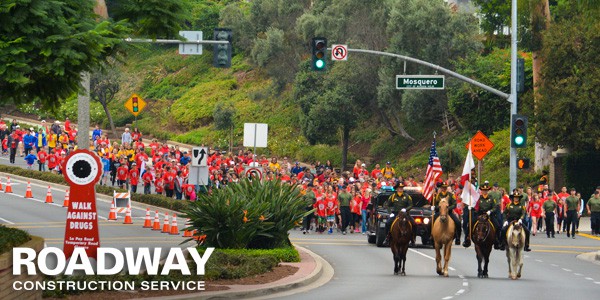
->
<box><xmin>423</xmin><ymin>217</ymin><xmax>430</xmax><ymax>225</ymax></box>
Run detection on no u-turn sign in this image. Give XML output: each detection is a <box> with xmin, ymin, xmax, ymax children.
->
<box><xmin>331</xmin><ymin>44</ymin><xmax>348</xmax><ymax>61</ymax></box>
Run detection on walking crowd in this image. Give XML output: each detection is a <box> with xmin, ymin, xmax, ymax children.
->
<box><xmin>1</xmin><ymin>117</ymin><xmax>599</xmax><ymax>239</ymax></box>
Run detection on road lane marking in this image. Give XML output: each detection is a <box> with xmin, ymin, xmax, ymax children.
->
<box><xmin>462</xmin><ymin>282</ymin><xmax>468</xmax><ymax>287</ymax></box>
<box><xmin>535</xmin><ymin>249</ymin><xmax>585</xmax><ymax>254</ymax></box>
<box><xmin>551</xmin><ymin>264</ymin><xmax>558</xmax><ymax>267</ymax></box>
<box><xmin>11</xmin><ymin>223</ymin><xmax>143</xmax><ymax>229</ymax></box>
<box><xmin>574</xmin><ymin>273</ymin><xmax>583</xmax><ymax>276</ymax></box>
<box><xmin>0</xmin><ymin>216</ymin><xmax>15</xmax><ymax>224</ymax></box>
<box><xmin>578</xmin><ymin>233</ymin><xmax>600</xmax><ymax>241</ymax></box>
<box><xmin>442</xmin><ymin>297</ymin><xmax>453</xmax><ymax>300</ymax></box>
<box><xmin>585</xmin><ymin>277</ymin><xmax>594</xmax><ymax>280</ymax></box>
<box><xmin>408</xmin><ymin>249</ymin><xmax>456</xmax><ymax>271</ymax></box>
<box><xmin>530</xmin><ymin>244</ymin><xmax>600</xmax><ymax>249</ymax></box>
<box><xmin>535</xmin><ymin>259</ymin><xmax>543</xmax><ymax>262</ymax></box>
<box><xmin>292</xmin><ymin>242</ymin><xmax>369</xmax><ymax>246</ymax></box>
<box><xmin>456</xmin><ymin>289</ymin><xmax>465</xmax><ymax>295</ymax></box>
<box><xmin>562</xmin><ymin>268</ymin><xmax>572</xmax><ymax>272</ymax></box>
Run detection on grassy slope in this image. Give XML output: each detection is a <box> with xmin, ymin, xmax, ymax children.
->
<box><xmin>109</xmin><ymin>46</ymin><xmax>540</xmax><ymax>186</ymax></box>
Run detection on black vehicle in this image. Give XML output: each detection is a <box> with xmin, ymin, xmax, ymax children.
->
<box><xmin>366</xmin><ymin>187</ymin><xmax>433</xmax><ymax>247</ymax></box>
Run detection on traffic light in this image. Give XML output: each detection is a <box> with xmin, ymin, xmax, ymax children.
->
<box><xmin>213</xmin><ymin>28</ymin><xmax>232</xmax><ymax>68</ymax></box>
<box><xmin>517</xmin><ymin>58</ymin><xmax>525</xmax><ymax>93</ymax></box>
<box><xmin>511</xmin><ymin>114</ymin><xmax>528</xmax><ymax>148</ymax></box>
<box><xmin>517</xmin><ymin>158</ymin><xmax>530</xmax><ymax>169</ymax></box>
<box><xmin>132</xmin><ymin>97</ymin><xmax>139</xmax><ymax>113</ymax></box>
<box><xmin>311</xmin><ymin>38</ymin><xmax>327</xmax><ymax>71</ymax></box>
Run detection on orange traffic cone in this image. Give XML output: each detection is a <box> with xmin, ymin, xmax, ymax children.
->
<box><xmin>143</xmin><ymin>208</ymin><xmax>152</xmax><ymax>228</ymax></box>
<box><xmin>62</xmin><ymin>189</ymin><xmax>70</xmax><ymax>207</ymax></box>
<box><xmin>108</xmin><ymin>201</ymin><xmax>117</xmax><ymax>221</ymax></box>
<box><xmin>170</xmin><ymin>214</ymin><xmax>180</xmax><ymax>235</ymax></box>
<box><xmin>45</xmin><ymin>186</ymin><xmax>53</xmax><ymax>204</ymax></box>
<box><xmin>152</xmin><ymin>210</ymin><xmax>161</xmax><ymax>231</ymax></box>
<box><xmin>123</xmin><ymin>206</ymin><xmax>133</xmax><ymax>224</ymax></box>
<box><xmin>161</xmin><ymin>213</ymin><xmax>170</xmax><ymax>233</ymax></box>
<box><xmin>0</xmin><ymin>177</ymin><xmax>3</xmax><ymax>191</ymax></box>
<box><xmin>183</xmin><ymin>219</ymin><xmax>193</xmax><ymax>237</ymax></box>
<box><xmin>24</xmin><ymin>181</ymin><xmax>33</xmax><ymax>198</ymax></box>
<box><xmin>4</xmin><ymin>177</ymin><xmax>12</xmax><ymax>193</ymax></box>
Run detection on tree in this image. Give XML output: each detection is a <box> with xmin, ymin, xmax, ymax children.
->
<box><xmin>90</xmin><ymin>64</ymin><xmax>121</xmax><ymax>139</ymax></box>
<box><xmin>377</xmin><ymin>0</ymin><xmax>481</xmax><ymax>139</ymax></box>
<box><xmin>0</xmin><ymin>0</ymin><xmax>129</xmax><ymax>109</ymax></box>
<box><xmin>213</xmin><ymin>102</ymin><xmax>236</xmax><ymax>153</ymax></box>
<box><xmin>536</xmin><ymin>12</ymin><xmax>600</xmax><ymax>150</ymax></box>
<box><xmin>106</xmin><ymin>0</ymin><xmax>189</xmax><ymax>39</ymax></box>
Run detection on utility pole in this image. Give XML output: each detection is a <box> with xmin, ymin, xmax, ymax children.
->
<box><xmin>509</xmin><ymin>0</ymin><xmax>518</xmax><ymax>191</ymax></box>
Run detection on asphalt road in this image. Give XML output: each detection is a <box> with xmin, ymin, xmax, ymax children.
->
<box><xmin>285</xmin><ymin>227</ymin><xmax>600</xmax><ymax>300</ymax></box>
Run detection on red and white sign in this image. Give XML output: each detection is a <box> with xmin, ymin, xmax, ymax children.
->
<box><xmin>245</xmin><ymin>167</ymin><xmax>263</xmax><ymax>181</ymax></box>
<box><xmin>331</xmin><ymin>44</ymin><xmax>348</xmax><ymax>61</ymax></box>
<box><xmin>62</xmin><ymin>149</ymin><xmax>102</xmax><ymax>259</ymax></box>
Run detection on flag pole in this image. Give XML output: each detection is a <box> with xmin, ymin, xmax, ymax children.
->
<box><xmin>468</xmin><ymin>142</ymin><xmax>473</xmax><ymax>245</ymax></box>
<box><xmin>431</xmin><ymin>131</ymin><xmax>436</xmax><ymax>238</ymax></box>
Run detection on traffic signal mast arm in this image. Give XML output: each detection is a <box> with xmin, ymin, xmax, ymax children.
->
<box><xmin>337</xmin><ymin>48</ymin><xmax>509</xmax><ymax>100</ymax></box>
<box><xmin>124</xmin><ymin>37</ymin><xmax>229</xmax><ymax>46</ymax></box>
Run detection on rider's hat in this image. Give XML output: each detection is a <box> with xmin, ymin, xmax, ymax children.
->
<box><xmin>439</xmin><ymin>181</ymin><xmax>449</xmax><ymax>188</ymax></box>
<box><xmin>395</xmin><ymin>181</ymin><xmax>405</xmax><ymax>189</ymax></box>
<box><xmin>479</xmin><ymin>182</ymin><xmax>492</xmax><ymax>191</ymax></box>
<box><xmin>509</xmin><ymin>191</ymin><xmax>523</xmax><ymax>200</ymax></box>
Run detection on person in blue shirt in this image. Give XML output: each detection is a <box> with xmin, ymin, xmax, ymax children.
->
<box><xmin>179</xmin><ymin>152</ymin><xmax>191</xmax><ymax>166</ymax></box>
<box><xmin>291</xmin><ymin>162</ymin><xmax>303</xmax><ymax>176</ymax></box>
<box><xmin>24</xmin><ymin>149</ymin><xmax>37</xmax><ymax>169</ymax></box>
<box><xmin>101</xmin><ymin>154</ymin><xmax>111</xmax><ymax>185</ymax></box>
<box><xmin>92</xmin><ymin>125</ymin><xmax>103</xmax><ymax>145</ymax></box>
<box><xmin>23</xmin><ymin>129</ymin><xmax>36</xmax><ymax>156</ymax></box>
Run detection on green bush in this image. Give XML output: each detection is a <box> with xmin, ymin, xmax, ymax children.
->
<box><xmin>0</xmin><ymin>225</ymin><xmax>31</xmax><ymax>254</ymax></box>
<box><xmin>184</xmin><ymin>179</ymin><xmax>310</xmax><ymax>249</ymax></box>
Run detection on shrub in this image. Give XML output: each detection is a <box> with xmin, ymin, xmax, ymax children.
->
<box><xmin>184</xmin><ymin>179</ymin><xmax>310</xmax><ymax>249</ymax></box>
<box><xmin>0</xmin><ymin>225</ymin><xmax>31</xmax><ymax>254</ymax></box>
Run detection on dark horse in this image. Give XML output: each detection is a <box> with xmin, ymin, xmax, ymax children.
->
<box><xmin>391</xmin><ymin>211</ymin><xmax>412</xmax><ymax>275</ymax></box>
<box><xmin>472</xmin><ymin>213</ymin><xmax>496</xmax><ymax>278</ymax></box>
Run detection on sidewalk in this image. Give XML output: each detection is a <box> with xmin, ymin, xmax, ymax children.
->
<box><xmin>136</xmin><ymin>245</ymin><xmax>334</xmax><ymax>300</ymax></box>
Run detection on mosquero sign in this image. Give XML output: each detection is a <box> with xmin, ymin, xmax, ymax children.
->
<box><xmin>124</xmin><ymin>94</ymin><xmax>146</xmax><ymax>117</ymax></box>
<box><xmin>465</xmin><ymin>130</ymin><xmax>494</xmax><ymax>161</ymax></box>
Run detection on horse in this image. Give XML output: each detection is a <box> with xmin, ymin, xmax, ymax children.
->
<box><xmin>390</xmin><ymin>211</ymin><xmax>412</xmax><ymax>276</ymax></box>
<box><xmin>506</xmin><ymin>221</ymin><xmax>526</xmax><ymax>280</ymax></box>
<box><xmin>431</xmin><ymin>197</ymin><xmax>455</xmax><ymax>277</ymax></box>
<box><xmin>472</xmin><ymin>213</ymin><xmax>496</xmax><ymax>278</ymax></box>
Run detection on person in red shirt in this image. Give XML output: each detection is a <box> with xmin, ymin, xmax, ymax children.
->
<box><xmin>134</xmin><ymin>138</ymin><xmax>145</xmax><ymax>151</ymax></box>
<box><xmin>37</xmin><ymin>146</ymin><xmax>48</xmax><ymax>172</ymax></box>
<box><xmin>64</xmin><ymin>117</ymin><xmax>71</xmax><ymax>132</ymax></box>
<box><xmin>2</xmin><ymin>136</ymin><xmax>7</xmax><ymax>156</ymax></box>
<box><xmin>117</xmin><ymin>164</ymin><xmax>129</xmax><ymax>189</ymax></box>
<box><xmin>315</xmin><ymin>194</ymin><xmax>327</xmax><ymax>233</ymax></box>
<box><xmin>67</xmin><ymin>127</ymin><xmax>77</xmax><ymax>145</ymax></box>
<box><xmin>129</xmin><ymin>163</ymin><xmax>140</xmax><ymax>193</ymax></box>
<box><xmin>135</xmin><ymin>148</ymin><xmax>148</xmax><ymax>167</ymax></box>
<box><xmin>162</xmin><ymin>166</ymin><xmax>175</xmax><ymax>198</ymax></box>
<box><xmin>131</xmin><ymin>128</ymin><xmax>142</xmax><ymax>142</ymax></box>
<box><xmin>500</xmin><ymin>188</ymin><xmax>511</xmax><ymax>212</ymax></box>
<box><xmin>55</xmin><ymin>152</ymin><xmax>66</xmax><ymax>174</ymax></box>
<box><xmin>149</xmin><ymin>139</ymin><xmax>160</xmax><ymax>157</ymax></box>
<box><xmin>154</xmin><ymin>177</ymin><xmax>165</xmax><ymax>195</ymax></box>
<box><xmin>142</xmin><ymin>166</ymin><xmax>154</xmax><ymax>195</ymax></box>
<box><xmin>528</xmin><ymin>193</ymin><xmax>543</xmax><ymax>236</ymax></box>
<box><xmin>47</xmin><ymin>150</ymin><xmax>58</xmax><ymax>172</ymax></box>
<box><xmin>325</xmin><ymin>187</ymin><xmax>338</xmax><ymax>234</ymax></box>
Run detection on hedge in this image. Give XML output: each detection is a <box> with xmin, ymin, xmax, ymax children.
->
<box><xmin>0</xmin><ymin>225</ymin><xmax>31</xmax><ymax>254</ymax></box>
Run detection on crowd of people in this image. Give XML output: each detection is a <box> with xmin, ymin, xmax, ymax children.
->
<box><xmin>1</xmin><ymin>117</ymin><xmax>599</xmax><ymax>238</ymax></box>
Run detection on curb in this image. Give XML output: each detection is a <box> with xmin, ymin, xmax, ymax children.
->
<box><xmin>135</xmin><ymin>245</ymin><xmax>333</xmax><ymax>300</ymax></box>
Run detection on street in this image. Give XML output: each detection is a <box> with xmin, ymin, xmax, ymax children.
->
<box><xmin>285</xmin><ymin>228</ymin><xmax>600</xmax><ymax>300</ymax></box>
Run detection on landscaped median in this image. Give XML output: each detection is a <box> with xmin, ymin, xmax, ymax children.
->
<box><xmin>0</xmin><ymin>225</ymin><xmax>44</xmax><ymax>300</ymax></box>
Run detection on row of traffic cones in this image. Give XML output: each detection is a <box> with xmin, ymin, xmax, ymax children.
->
<box><xmin>1</xmin><ymin>176</ymin><xmax>70</xmax><ymax>206</ymax></box>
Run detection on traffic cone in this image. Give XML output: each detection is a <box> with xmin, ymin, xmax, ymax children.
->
<box><xmin>123</xmin><ymin>206</ymin><xmax>133</xmax><ymax>224</ymax></box>
<box><xmin>183</xmin><ymin>219</ymin><xmax>193</xmax><ymax>237</ymax></box>
<box><xmin>62</xmin><ymin>189</ymin><xmax>70</xmax><ymax>207</ymax></box>
<box><xmin>24</xmin><ymin>181</ymin><xmax>33</xmax><ymax>198</ymax></box>
<box><xmin>108</xmin><ymin>201</ymin><xmax>117</xmax><ymax>221</ymax></box>
<box><xmin>4</xmin><ymin>177</ymin><xmax>12</xmax><ymax>193</ymax></box>
<box><xmin>45</xmin><ymin>186</ymin><xmax>53</xmax><ymax>204</ymax></box>
<box><xmin>143</xmin><ymin>208</ymin><xmax>152</xmax><ymax>228</ymax></box>
<box><xmin>161</xmin><ymin>213</ymin><xmax>170</xmax><ymax>233</ymax></box>
<box><xmin>0</xmin><ymin>177</ymin><xmax>3</xmax><ymax>191</ymax></box>
<box><xmin>152</xmin><ymin>211</ymin><xmax>161</xmax><ymax>231</ymax></box>
<box><xmin>170</xmin><ymin>214</ymin><xmax>180</xmax><ymax>235</ymax></box>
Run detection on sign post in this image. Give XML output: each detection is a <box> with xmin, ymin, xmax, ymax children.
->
<box><xmin>465</xmin><ymin>131</ymin><xmax>495</xmax><ymax>185</ymax></box>
<box><xmin>243</xmin><ymin>123</ymin><xmax>268</xmax><ymax>157</ymax></box>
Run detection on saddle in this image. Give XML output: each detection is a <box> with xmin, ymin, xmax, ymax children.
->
<box><xmin>473</xmin><ymin>218</ymin><xmax>496</xmax><ymax>232</ymax></box>
<box><xmin>390</xmin><ymin>215</ymin><xmax>412</xmax><ymax>235</ymax></box>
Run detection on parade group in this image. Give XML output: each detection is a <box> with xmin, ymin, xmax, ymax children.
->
<box><xmin>1</xmin><ymin>118</ymin><xmax>599</xmax><ymax>246</ymax></box>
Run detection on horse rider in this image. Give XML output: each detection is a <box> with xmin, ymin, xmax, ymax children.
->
<box><xmin>465</xmin><ymin>182</ymin><xmax>502</xmax><ymax>249</ymax></box>
<box><xmin>431</xmin><ymin>181</ymin><xmax>462</xmax><ymax>245</ymax></box>
<box><xmin>384</xmin><ymin>182</ymin><xmax>416</xmax><ymax>245</ymax></box>
<box><xmin>500</xmin><ymin>190</ymin><xmax>531</xmax><ymax>252</ymax></box>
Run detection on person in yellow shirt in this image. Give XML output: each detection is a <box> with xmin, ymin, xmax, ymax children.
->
<box><xmin>382</xmin><ymin>161</ymin><xmax>396</xmax><ymax>179</ymax></box>
<box><xmin>47</xmin><ymin>132</ymin><xmax>57</xmax><ymax>152</ymax></box>
<box><xmin>269</xmin><ymin>157</ymin><xmax>281</xmax><ymax>172</ymax></box>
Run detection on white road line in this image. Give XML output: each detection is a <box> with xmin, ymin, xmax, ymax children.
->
<box><xmin>551</xmin><ymin>264</ymin><xmax>558</xmax><ymax>267</ymax></box>
<box><xmin>535</xmin><ymin>259</ymin><xmax>542</xmax><ymax>262</ymax></box>
<box><xmin>562</xmin><ymin>268</ymin><xmax>572</xmax><ymax>272</ymax></box>
<box><xmin>442</xmin><ymin>297</ymin><xmax>453</xmax><ymax>300</ymax></box>
<box><xmin>574</xmin><ymin>273</ymin><xmax>583</xmax><ymax>276</ymax></box>
<box><xmin>408</xmin><ymin>249</ymin><xmax>456</xmax><ymax>271</ymax></box>
<box><xmin>585</xmin><ymin>277</ymin><xmax>593</xmax><ymax>281</ymax></box>
<box><xmin>594</xmin><ymin>282</ymin><xmax>600</xmax><ymax>285</ymax></box>
<box><xmin>0</xmin><ymin>216</ymin><xmax>15</xmax><ymax>224</ymax></box>
<box><xmin>463</xmin><ymin>282</ymin><xmax>469</xmax><ymax>287</ymax></box>
<box><xmin>456</xmin><ymin>289</ymin><xmax>465</xmax><ymax>295</ymax></box>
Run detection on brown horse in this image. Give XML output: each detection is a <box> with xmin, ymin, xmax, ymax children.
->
<box><xmin>472</xmin><ymin>213</ymin><xmax>496</xmax><ymax>278</ymax></box>
<box><xmin>431</xmin><ymin>198</ymin><xmax>455</xmax><ymax>277</ymax></box>
<box><xmin>390</xmin><ymin>211</ymin><xmax>412</xmax><ymax>276</ymax></box>
<box><xmin>506</xmin><ymin>221</ymin><xmax>526</xmax><ymax>280</ymax></box>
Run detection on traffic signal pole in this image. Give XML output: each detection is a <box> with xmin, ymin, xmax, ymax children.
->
<box><xmin>509</xmin><ymin>0</ymin><xmax>518</xmax><ymax>192</ymax></box>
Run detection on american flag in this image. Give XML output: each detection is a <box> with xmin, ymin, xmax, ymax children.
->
<box><xmin>423</xmin><ymin>138</ymin><xmax>443</xmax><ymax>202</ymax></box>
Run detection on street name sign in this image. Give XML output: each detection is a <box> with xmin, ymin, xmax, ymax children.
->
<box><xmin>396</xmin><ymin>75</ymin><xmax>445</xmax><ymax>90</ymax></box>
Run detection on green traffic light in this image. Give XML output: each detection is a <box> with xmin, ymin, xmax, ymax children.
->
<box><xmin>514</xmin><ymin>136</ymin><xmax>524</xmax><ymax>145</ymax></box>
<box><xmin>315</xmin><ymin>59</ymin><xmax>325</xmax><ymax>69</ymax></box>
